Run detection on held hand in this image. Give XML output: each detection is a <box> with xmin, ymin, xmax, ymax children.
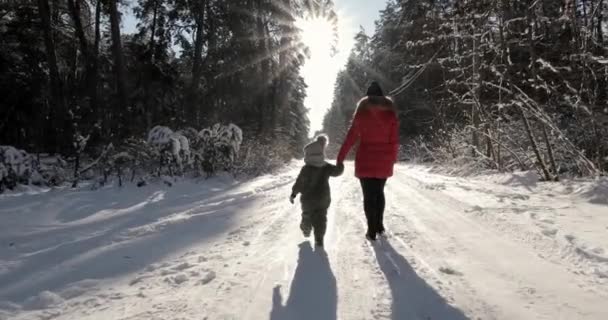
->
<box><xmin>289</xmin><ymin>194</ymin><xmax>296</xmax><ymax>204</ymax></box>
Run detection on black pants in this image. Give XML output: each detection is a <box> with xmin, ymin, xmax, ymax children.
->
<box><xmin>360</xmin><ymin>178</ymin><xmax>387</xmax><ymax>236</ymax></box>
<box><xmin>300</xmin><ymin>209</ymin><xmax>328</xmax><ymax>244</ymax></box>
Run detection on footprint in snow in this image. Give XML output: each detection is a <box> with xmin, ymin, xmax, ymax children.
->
<box><xmin>539</xmin><ymin>218</ymin><xmax>555</xmax><ymax>224</ymax></box>
<box><xmin>198</xmin><ymin>271</ymin><xmax>216</xmax><ymax>285</ymax></box>
<box><xmin>165</xmin><ymin>274</ymin><xmax>189</xmax><ymax>285</ymax></box>
<box><xmin>541</xmin><ymin>228</ymin><xmax>558</xmax><ymax>237</ymax></box>
<box><xmin>466</xmin><ymin>205</ymin><xmax>483</xmax><ymax>213</ymax></box>
<box><xmin>160</xmin><ymin>269</ymin><xmax>175</xmax><ymax>276</ymax></box>
<box><xmin>439</xmin><ymin>267</ymin><xmax>463</xmax><ymax>276</ymax></box>
<box><xmin>173</xmin><ymin>262</ymin><xmax>193</xmax><ymax>271</ymax></box>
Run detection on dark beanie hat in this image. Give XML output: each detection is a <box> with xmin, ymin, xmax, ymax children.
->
<box><xmin>366</xmin><ymin>81</ymin><xmax>384</xmax><ymax>97</ymax></box>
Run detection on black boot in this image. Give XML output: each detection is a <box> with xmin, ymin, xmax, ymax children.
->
<box><xmin>377</xmin><ymin>225</ymin><xmax>386</xmax><ymax>237</ymax></box>
<box><xmin>315</xmin><ymin>237</ymin><xmax>324</xmax><ymax>247</ymax></box>
<box><xmin>377</xmin><ymin>209</ymin><xmax>385</xmax><ymax>236</ymax></box>
<box><xmin>365</xmin><ymin>230</ymin><xmax>376</xmax><ymax>241</ymax></box>
<box><xmin>300</xmin><ymin>214</ymin><xmax>312</xmax><ymax>238</ymax></box>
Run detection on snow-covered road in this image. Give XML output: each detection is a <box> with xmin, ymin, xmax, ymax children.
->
<box><xmin>1</xmin><ymin>163</ymin><xmax>607</xmax><ymax>320</ymax></box>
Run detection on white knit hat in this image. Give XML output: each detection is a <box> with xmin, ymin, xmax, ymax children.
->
<box><xmin>304</xmin><ymin>135</ymin><xmax>328</xmax><ymax>167</ymax></box>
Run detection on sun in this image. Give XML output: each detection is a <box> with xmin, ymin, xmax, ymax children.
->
<box><xmin>296</xmin><ymin>14</ymin><xmax>354</xmax><ymax>135</ymax></box>
<box><xmin>296</xmin><ymin>18</ymin><xmax>336</xmax><ymax>58</ymax></box>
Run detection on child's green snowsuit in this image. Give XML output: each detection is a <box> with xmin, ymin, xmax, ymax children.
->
<box><xmin>291</xmin><ymin>162</ymin><xmax>344</xmax><ymax>244</ymax></box>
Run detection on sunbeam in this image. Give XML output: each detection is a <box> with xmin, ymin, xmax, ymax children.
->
<box><xmin>296</xmin><ymin>11</ymin><xmax>353</xmax><ymax>135</ymax></box>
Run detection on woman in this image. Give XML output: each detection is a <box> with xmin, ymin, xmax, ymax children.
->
<box><xmin>336</xmin><ymin>81</ymin><xmax>399</xmax><ymax>241</ymax></box>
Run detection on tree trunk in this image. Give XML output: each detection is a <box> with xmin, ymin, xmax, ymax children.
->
<box><xmin>37</xmin><ymin>0</ymin><xmax>66</xmax><ymax>152</ymax></box>
<box><xmin>93</xmin><ymin>0</ymin><xmax>101</xmax><ymax>129</ymax></box>
<box><xmin>67</xmin><ymin>0</ymin><xmax>99</xmax><ymax>118</ymax></box>
<box><xmin>598</xmin><ymin>0</ymin><xmax>604</xmax><ymax>43</ymax></box>
<box><xmin>188</xmin><ymin>1</ymin><xmax>206</xmax><ymax>124</ymax></box>
<box><xmin>541</xmin><ymin>125</ymin><xmax>559</xmax><ymax>181</ymax></box>
<box><xmin>471</xmin><ymin>36</ymin><xmax>481</xmax><ymax>156</ymax></box>
<box><xmin>582</xmin><ymin>0</ymin><xmax>589</xmax><ymax>27</ymax></box>
<box><xmin>206</xmin><ymin>0</ymin><xmax>217</xmax><ymax>122</ymax></box>
<box><xmin>528</xmin><ymin>5</ymin><xmax>558</xmax><ymax>180</ymax></box>
<box><xmin>149</xmin><ymin>0</ymin><xmax>159</xmax><ymax>61</ymax></box>
<box><xmin>108</xmin><ymin>0</ymin><xmax>129</xmax><ymax>136</ymax></box>
<box><xmin>519</xmin><ymin>106</ymin><xmax>552</xmax><ymax>181</ymax></box>
<box><xmin>274</xmin><ymin>0</ymin><xmax>293</xmax><ymax>138</ymax></box>
<box><xmin>485</xmin><ymin>124</ymin><xmax>493</xmax><ymax>159</ymax></box>
<box><xmin>256</xmin><ymin>0</ymin><xmax>270</xmax><ymax>135</ymax></box>
<box><xmin>142</xmin><ymin>0</ymin><xmax>160</xmax><ymax>130</ymax></box>
<box><xmin>595</xmin><ymin>0</ymin><xmax>607</xmax><ymax>107</ymax></box>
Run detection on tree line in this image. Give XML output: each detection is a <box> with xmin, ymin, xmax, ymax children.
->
<box><xmin>323</xmin><ymin>0</ymin><xmax>608</xmax><ymax>179</ymax></box>
<box><xmin>1</xmin><ymin>0</ymin><xmax>338</xmax><ymax>161</ymax></box>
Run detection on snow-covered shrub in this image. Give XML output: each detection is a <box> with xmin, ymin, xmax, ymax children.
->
<box><xmin>112</xmin><ymin>152</ymin><xmax>133</xmax><ymax>186</ymax></box>
<box><xmin>34</xmin><ymin>155</ymin><xmax>68</xmax><ymax>186</ymax></box>
<box><xmin>147</xmin><ymin>126</ymin><xmax>174</xmax><ymax>146</ymax></box>
<box><xmin>0</xmin><ymin>146</ymin><xmax>33</xmax><ymax>191</ymax></box>
<box><xmin>194</xmin><ymin>123</ymin><xmax>243</xmax><ymax>177</ymax></box>
<box><xmin>73</xmin><ymin>134</ymin><xmax>89</xmax><ymax>154</ymax></box>
<box><xmin>177</xmin><ymin>127</ymin><xmax>200</xmax><ymax>149</ymax></box>
<box><xmin>71</xmin><ymin>132</ymin><xmax>91</xmax><ymax>187</ymax></box>
<box><xmin>92</xmin><ymin>140</ymin><xmax>151</xmax><ymax>187</ymax></box>
<box><xmin>234</xmin><ymin>139</ymin><xmax>290</xmax><ymax>176</ymax></box>
<box><xmin>0</xmin><ymin>146</ymin><xmax>32</xmax><ymax>179</ymax></box>
<box><xmin>0</xmin><ymin>162</ymin><xmax>8</xmax><ymax>193</ymax></box>
<box><xmin>175</xmin><ymin>134</ymin><xmax>191</xmax><ymax>165</ymax></box>
<box><xmin>121</xmin><ymin>138</ymin><xmax>155</xmax><ymax>179</ymax></box>
<box><xmin>147</xmin><ymin>126</ymin><xmax>191</xmax><ymax>172</ymax></box>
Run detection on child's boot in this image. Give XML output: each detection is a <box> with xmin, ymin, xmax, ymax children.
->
<box><xmin>315</xmin><ymin>236</ymin><xmax>324</xmax><ymax>247</ymax></box>
<box><xmin>300</xmin><ymin>214</ymin><xmax>312</xmax><ymax>238</ymax></box>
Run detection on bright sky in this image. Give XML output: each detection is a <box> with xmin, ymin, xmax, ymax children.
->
<box><xmin>301</xmin><ymin>0</ymin><xmax>387</xmax><ymax>135</ymax></box>
<box><xmin>122</xmin><ymin>1</ymin><xmax>388</xmax><ymax>135</ymax></box>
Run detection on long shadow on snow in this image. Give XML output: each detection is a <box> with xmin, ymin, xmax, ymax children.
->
<box><xmin>269</xmin><ymin>242</ymin><xmax>337</xmax><ymax>320</ymax></box>
<box><xmin>372</xmin><ymin>240</ymin><xmax>469</xmax><ymax>320</ymax></box>
<box><xmin>0</xmin><ymin>180</ymin><xmax>238</xmax><ymax>262</ymax></box>
<box><xmin>0</xmin><ymin>179</ymin><xmax>256</xmax><ymax>303</ymax></box>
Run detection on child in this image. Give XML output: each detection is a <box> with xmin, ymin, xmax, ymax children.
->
<box><xmin>290</xmin><ymin>135</ymin><xmax>344</xmax><ymax>247</ymax></box>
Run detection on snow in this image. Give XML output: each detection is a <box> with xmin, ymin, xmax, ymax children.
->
<box><xmin>23</xmin><ymin>291</ymin><xmax>64</xmax><ymax>310</ymax></box>
<box><xmin>1</xmin><ymin>163</ymin><xmax>607</xmax><ymax>319</ymax></box>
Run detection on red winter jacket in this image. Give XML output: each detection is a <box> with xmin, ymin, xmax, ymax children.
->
<box><xmin>337</xmin><ymin>96</ymin><xmax>399</xmax><ymax>178</ymax></box>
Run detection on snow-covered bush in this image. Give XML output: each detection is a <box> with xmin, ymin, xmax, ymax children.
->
<box><xmin>0</xmin><ymin>147</ymin><xmax>67</xmax><ymax>192</ymax></box>
<box><xmin>0</xmin><ymin>124</ymin><xmax>245</xmax><ymax>191</ymax></box>
<box><xmin>194</xmin><ymin>123</ymin><xmax>243</xmax><ymax>177</ymax></box>
<box><xmin>112</xmin><ymin>152</ymin><xmax>134</xmax><ymax>186</ymax></box>
<box><xmin>92</xmin><ymin>140</ymin><xmax>151</xmax><ymax>187</ymax></box>
<box><xmin>177</xmin><ymin>127</ymin><xmax>200</xmax><ymax>149</ymax></box>
<box><xmin>147</xmin><ymin>126</ymin><xmax>191</xmax><ymax>172</ymax></box>
<box><xmin>235</xmin><ymin>138</ymin><xmax>291</xmax><ymax>176</ymax></box>
<box><xmin>0</xmin><ymin>146</ymin><xmax>33</xmax><ymax>191</ymax></box>
<box><xmin>34</xmin><ymin>155</ymin><xmax>68</xmax><ymax>187</ymax></box>
<box><xmin>147</xmin><ymin>126</ymin><xmax>174</xmax><ymax>146</ymax></box>
<box><xmin>0</xmin><ymin>162</ymin><xmax>8</xmax><ymax>193</ymax></box>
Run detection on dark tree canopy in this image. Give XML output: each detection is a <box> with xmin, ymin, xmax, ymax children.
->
<box><xmin>1</xmin><ymin>0</ymin><xmax>339</xmax><ymax>160</ymax></box>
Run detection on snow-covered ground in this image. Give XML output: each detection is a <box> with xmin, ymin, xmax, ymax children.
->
<box><xmin>1</xmin><ymin>163</ymin><xmax>607</xmax><ymax>320</ymax></box>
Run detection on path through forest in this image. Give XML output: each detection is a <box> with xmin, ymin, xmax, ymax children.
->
<box><xmin>1</xmin><ymin>163</ymin><xmax>607</xmax><ymax>320</ymax></box>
